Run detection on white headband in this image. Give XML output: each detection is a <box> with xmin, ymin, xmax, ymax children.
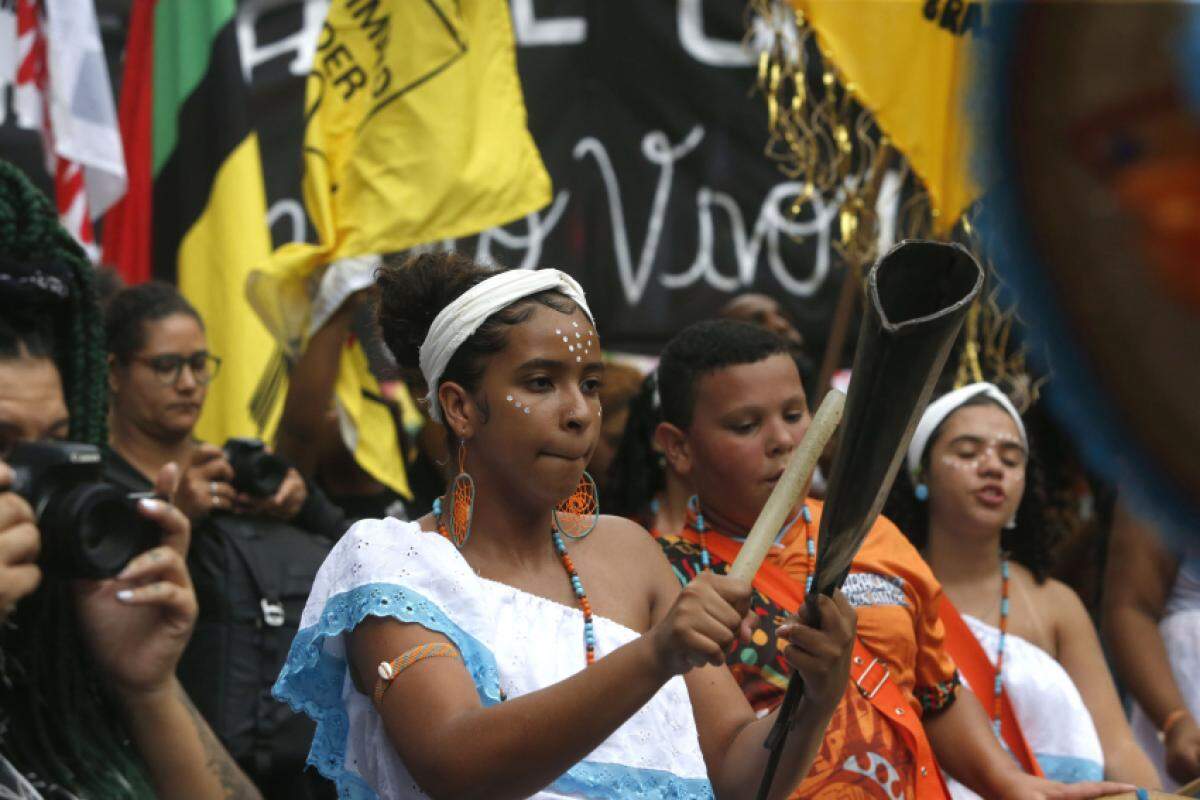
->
<box><xmin>418</xmin><ymin>268</ymin><xmax>594</xmax><ymax>422</ymax></box>
<box><xmin>906</xmin><ymin>382</ymin><xmax>1027</xmax><ymax>483</ymax></box>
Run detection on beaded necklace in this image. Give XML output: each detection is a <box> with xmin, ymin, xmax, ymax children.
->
<box><xmin>433</xmin><ymin>498</ymin><xmax>597</xmax><ymax>666</ymax></box>
<box><xmin>553</xmin><ymin>529</ymin><xmax>597</xmax><ymax>665</ymax></box>
<box><xmin>688</xmin><ymin>495</ymin><xmax>811</xmax><ymax>578</ymax></box>
<box><xmin>992</xmin><ymin>556</ymin><xmax>1011</xmax><ymax>736</ymax></box>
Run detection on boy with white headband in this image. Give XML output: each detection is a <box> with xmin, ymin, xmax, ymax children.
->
<box><xmin>887</xmin><ymin>382</ymin><xmax>1159</xmax><ymax>794</ymax></box>
<box><xmin>274</xmin><ymin>251</ymin><xmax>858</xmax><ymax>799</ymax></box>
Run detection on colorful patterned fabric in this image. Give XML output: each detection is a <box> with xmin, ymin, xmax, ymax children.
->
<box><xmin>660</xmin><ymin>533</ymin><xmax>794</xmax><ymax>711</ymax></box>
<box><xmin>657</xmin><ymin>499</ymin><xmax>959</xmax><ymax>799</ymax></box>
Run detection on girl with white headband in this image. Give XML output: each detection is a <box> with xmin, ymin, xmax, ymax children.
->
<box><xmin>273</xmin><ymin>251</ymin><xmax>856</xmax><ymax>800</ymax></box>
<box><xmin>884</xmin><ymin>383</ymin><xmax>1158</xmax><ymax>795</ymax></box>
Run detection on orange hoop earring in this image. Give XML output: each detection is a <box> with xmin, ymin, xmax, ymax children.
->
<box><xmin>436</xmin><ymin>442</ymin><xmax>475</xmax><ymax>549</ymax></box>
<box><xmin>554</xmin><ymin>471</ymin><xmax>599</xmax><ymax>540</ymax></box>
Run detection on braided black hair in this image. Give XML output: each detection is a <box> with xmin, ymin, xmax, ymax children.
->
<box><xmin>882</xmin><ymin>395</ymin><xmax>1061</xmax><ymax>582</ymax></box>
<box><xmin>0</xmin><ymin>160</ymin><xmax>153</xmax><ymax>798</ymax></box>
<box><xmin>0</xmin><ymin>160</ymin><xmax>107</xmax><ymax>445</ymax></box>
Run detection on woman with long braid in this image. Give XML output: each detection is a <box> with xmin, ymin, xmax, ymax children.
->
<box><xmin>0</xmin><ymin>159</ymin><xmax>262</xmax><ymax>799</ymax></box>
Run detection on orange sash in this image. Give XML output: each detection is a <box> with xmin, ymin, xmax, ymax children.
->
<box><xmin>676</xmin><ymin>528</ymin><xmax>950</xmax><ymax>799</ymax></box>
<box><xmin>937</xmin><ymin>597</ymin><xmax>1045</xmax><ymax>777</ymax></box>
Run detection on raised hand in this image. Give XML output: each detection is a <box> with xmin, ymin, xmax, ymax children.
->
<box><xmin>73</xmin><ymin>462</ymin><xmax>197</xmax><ymax>700</ymax></box>
<box><xmin>175</xmin><ymin>443</ymin><xmax>236</xmax><ymax>521</ymax></box>
<box><xmin>649</xmin><ymin>571</ymin><xmax>753</xmax><ymax>677</ymax></box>
<box><xmin>0</xmin><ymin>460</ymin><xmax>40</xmax><ymax>617</ymax></box>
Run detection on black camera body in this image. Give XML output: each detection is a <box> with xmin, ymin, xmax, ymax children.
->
<box><xmin>8</xmin><ymin>441</ymin><xmax>159</xmax><ymax>579</ymax></box>
<box><xmin>223</xmin><ymin>438</ymin><xmax>288</xmax><ymax>498</ymax></box>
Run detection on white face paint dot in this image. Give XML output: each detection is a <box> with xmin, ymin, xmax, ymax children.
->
<box><xmin>576</xmin><ymin>356</ymin><xmax>582</xmax><ymax>362</ymax></box>
<box><xmin>506</xmin><ymin>394</ymin><xmax>513</xmax><ymax>402</ymax></box>
<box><xmin>523</xmin><ymin>407</ymin><xmax>531</xmax><ymax>415</ymax></box>
<box><xmin>569</xmin><ymin>345</ymin><xmax>575</xmax><ymax>352</ymax></box>
<box><xmin>515</xmin><ymin>400</ymin><xmax>522</xmax><ymax>408</ymax></box>
<box><xmin>575</xmin><ymin>332</ymin><xmax>581</xmax><ymax>339</ymax></box>
<box><xmin>555</xmin><ymin>329</ymin><xmax>562</xmax><ymax>335</ymax></box>
<box><xmin>562</xmin><ymin>336</ymin><xmax>569</xmax><ymax>343</ymax></box>
<box><xmin>572</xmin><ymin>321</ymin><xmax>579</xmax><ymax>327</ymax></box>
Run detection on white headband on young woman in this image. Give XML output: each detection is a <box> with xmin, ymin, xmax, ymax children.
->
<box><xmin>418</xmin><ymin>268</ymin><xmax>594</xmax><ymax>423</ymax></box>
<box><xmin>905</xmin><ymin>382</ymin><xmax>1027</xmax><ymax>484</ymax></box>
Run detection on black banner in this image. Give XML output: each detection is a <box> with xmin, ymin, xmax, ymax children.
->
<box><xmin>198</xmin><ymin>1</ymin><xmax>898</xmax><ymax>354</ymax></box>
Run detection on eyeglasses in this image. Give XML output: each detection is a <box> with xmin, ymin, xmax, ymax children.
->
<box><xmin>132</xmin><ymin>352</ymin><xmax>222</xmax><ymax>386</ymax></box>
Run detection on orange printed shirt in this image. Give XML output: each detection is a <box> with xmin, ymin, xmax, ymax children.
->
<box><xmin>658</xmin><ymin>499</ymin><xmax>958</xmax><ymax>800</ymax></box>
<box><xmin>774</xmin><ymin>500</ymin><xmax>959</xmax><ymax>717</ymax></box>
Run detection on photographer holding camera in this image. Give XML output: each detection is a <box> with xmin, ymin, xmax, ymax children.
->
<box><xmin>0</xmin><ymin>463</ymin><xmax>39</xmax><ymax>620</ymax></box>
<box><xmin>103</xmin><ymin>282</ymin><xmax>346</xmax><ymax>798</ymax></box>
<box><xmin>0</xmin><ymin>160</ymin><xmax>261</xmax><ymax>799</ymax></box>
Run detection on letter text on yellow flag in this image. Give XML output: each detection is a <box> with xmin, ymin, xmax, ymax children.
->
<box><xmin>249</xmin><ymin>0</ymin><xmax>550</xmax><ymax>497</ymax></box>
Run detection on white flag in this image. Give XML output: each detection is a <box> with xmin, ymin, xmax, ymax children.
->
<box><xmin>1</xmin><ymin>0</ymin><xmax>126</xmax><ymax>256</ymax></box>
<box><xmin>0</xmin><ymin>1</ymin><xmax>16</xmax><ymax>126</ymax></box>
<box><xmin>43</xmin><ymin>0</ymin><xmax>125</xmax><ymax>217</ymax></box>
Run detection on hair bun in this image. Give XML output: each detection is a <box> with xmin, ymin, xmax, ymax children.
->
<box><xmin>375</xmin><ymin>251</ymin><xmax>492</xmax><ymax>373</ymax></box>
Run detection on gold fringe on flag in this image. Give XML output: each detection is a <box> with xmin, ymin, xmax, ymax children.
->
<box><xmin>746</xmin><ymin>1</ymin><xmax>1041</xmax><ymax>401</ymax></box>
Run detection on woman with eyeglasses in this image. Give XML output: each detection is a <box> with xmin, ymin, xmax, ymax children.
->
<box><xmin>102</xmin><ymin>281</ymin><xmax>346</xmax><ymax>799</ymax></box>
<box><xmin>104</xmin><ymin>285</ymin><xmax>235</xmax><ymax>516</ymax></box>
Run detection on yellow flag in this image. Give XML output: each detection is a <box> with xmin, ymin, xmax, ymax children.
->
<box><xmin>794</xmin><ymin>0</ymin><xmax>983</xmax><ymax>232</ymax></box>
<box><xmin>180</xmin><ymin>136</ymin><xmax>280</xmax><ymax>446</ymax></box>
<box><xmin>248</xmin><ymin>0</ymin><xmax>551</xmax><ymax>496</ymax></box>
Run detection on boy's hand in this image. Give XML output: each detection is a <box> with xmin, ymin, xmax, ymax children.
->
<box><xmin>650</xmin><ymin>572</ymin><xmax>752</xmax><ymax>678</ymax></box>
<box><xmin>777</xmin><ymin>590</ymin><xmax>857</xmax><ymax>714</ymax></box>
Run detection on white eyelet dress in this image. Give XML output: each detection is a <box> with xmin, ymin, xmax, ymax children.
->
<box><xmin>273</xmin><ymin>518</ymin><xmax>713</xmax><ymax>799</ymax></box>
<box><xmin>946</xmin><ymin>614</ymin><xmax>1104</xmax><ymax>798</ymax></box>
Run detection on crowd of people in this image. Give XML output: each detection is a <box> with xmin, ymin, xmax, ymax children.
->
<box><xmin>0</xmin><ymin>153</ymin><xmax>1197</xmax><ymax>800</ymax></box>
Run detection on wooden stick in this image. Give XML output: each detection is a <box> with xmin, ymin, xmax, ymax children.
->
<box><xmin>729</xmin><ymin>390</ymin><xmax>845</xmax><ymax>582</ymax></box>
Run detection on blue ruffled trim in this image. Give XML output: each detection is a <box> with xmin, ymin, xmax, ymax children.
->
<box><xmin>273</xmin><ymin>580</ymin><xmax>714</xmax><ymax>799</ymax></box>
<box><xmin>1036</xmin><ymin>754</ymin><xmax>1104</xmax><ymax>784</ymax></box>
<box><xmin>552</xmin><ymin>761</ymin><xmax>713</xmax><ymax>799</ymax></box>
<box><xmin>272</xmin><ymin>582</ymin><xmax>503</xmax><ymax>798</ymax></box>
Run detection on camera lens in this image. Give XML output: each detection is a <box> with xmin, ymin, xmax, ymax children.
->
<box><xmin>39</xmin><ymin>484</ymin><xmax>159</xmax><ymax>579</ymax></box>
<box><xmin>236</xmin><ymin>452</ymin><xmax>288</xmax><ymax>498</ymax></box>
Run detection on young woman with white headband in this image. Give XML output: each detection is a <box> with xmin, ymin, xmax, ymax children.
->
<box><xmin>273</xmin><ymin>251</ymin><xmax>857</xmax><ymax>800</ymax></box>
<box><xmin>884</xmin><ymin>383</ymin><xmax>1158</xmax><ymax>794</ymax></box>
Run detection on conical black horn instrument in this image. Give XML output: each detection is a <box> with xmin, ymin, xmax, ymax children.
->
<box><xmin>755</xmin><ymin>240</ymin><xmax>983</xmax><ymax>800</ymax></box>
